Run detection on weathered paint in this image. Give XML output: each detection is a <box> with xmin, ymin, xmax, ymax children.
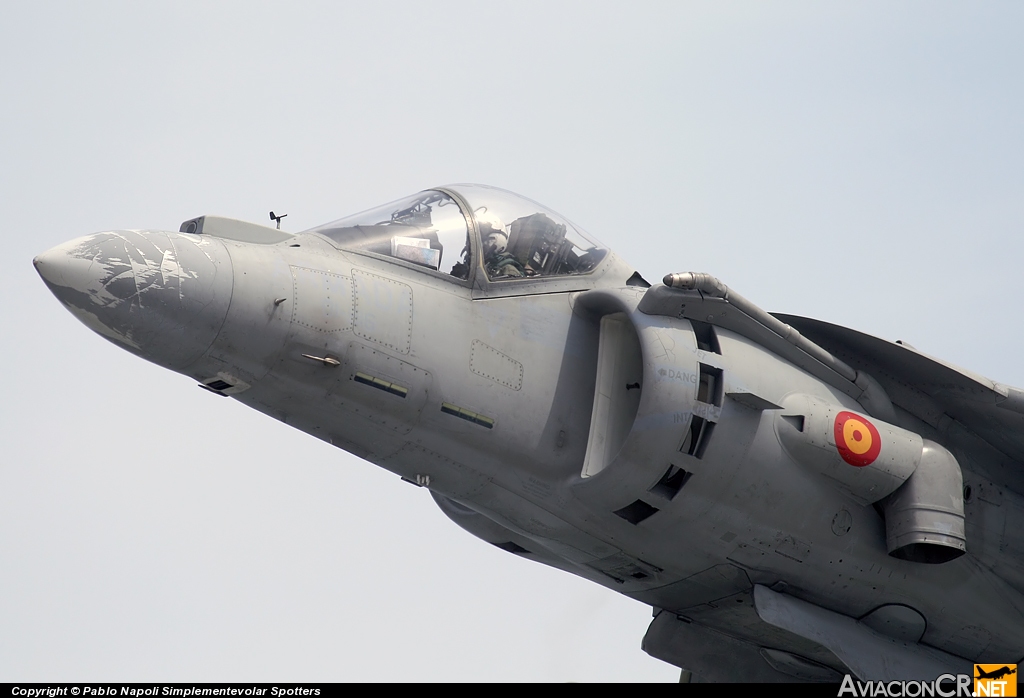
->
<box><xmin>34</xmin><ymin>186</ymin><xmax>1024</xmax><ymax>681</ymax></box>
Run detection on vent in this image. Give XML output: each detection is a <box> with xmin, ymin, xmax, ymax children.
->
<box><xmin>198</xmin><ymin>374</ymin><xmax>251</xmax><ymax>397</ymax></box>
<box><xmin>354</xmin><ymin>372</ymin><xmax>408</xmax><ymax>398</ymax></box>
<box><xmin>697</xmin><ymin>364</ymin><xmax>723</xmax><ymax>406</ymax></box>
<box><xmin>441</xmin><ymin>402</ymin><xmax>495</xmax><ymax>429</ymax></box>
<box><xmin>691</xmin><ymin>320</ymin><xmax>721</xmax><ymax>354</ymax></box>
<box><xmin>613</xmin><ymin>499</ymin><xmax>660</xmax><ymax>525</ymax></box>
<box><xmin>680</xmin><ymin>416</ymin><xmax>715</xmax><ymax>459</ymax></box>
<box><xmin>782</xmin><ymin>414</ymin><xmax>805</xmax><ymax>432</ymax></box>
<box><xmin>494</xmin><ymin>541</ymin><xmax>531</xmax><ymax>555</ymax></box>
<box><xmin>650</xmin><ymin>465</ymin><xmax>692</xmax><ymax>500</ymax></box>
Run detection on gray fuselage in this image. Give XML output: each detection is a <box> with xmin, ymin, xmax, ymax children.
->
<box><xmin>34</xmin><ymin>186</ymin><xmax>1024</xmax><ymax>681</ymax></box>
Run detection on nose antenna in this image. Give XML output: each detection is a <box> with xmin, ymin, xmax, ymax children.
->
<box><xmin>269</xmin><ymin>211</ymin><xmax>288</xmax><ymax>230</ymax></box>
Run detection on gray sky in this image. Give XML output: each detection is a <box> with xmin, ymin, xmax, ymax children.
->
<box><xmin>2</xmin><ymin>1</ymin><xmax>1023</xmax><ymax>682</ymax></box>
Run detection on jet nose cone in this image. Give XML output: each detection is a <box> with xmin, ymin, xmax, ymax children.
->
<box><xmin>33</xmin><ymin>245</ymin><xmax>72</xmax><ymax>287</ymax></box>
<box><xmin>33</xmin><ymin>251</ymin><xmax>48</xmax><ymax>273</ymax></box>
<box><xmin>34</xmin><ymin>237</ymin><xmax>103</xmax><ymax>297</ymax></box>
<box><xmin>35</xmin><ymin>230</ymin><xmax>233</xmax><ymax>369</ymax></box>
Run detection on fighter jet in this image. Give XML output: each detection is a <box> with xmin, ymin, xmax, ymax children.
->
<box><xmin>34</xmin><ymin>185</ymin><xmax>1024</xmax><ymax>682</ymax></box>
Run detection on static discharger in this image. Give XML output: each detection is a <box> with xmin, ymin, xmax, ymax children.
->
<box><xmin>354</xmin><ymin>372</ymin><xmax>409</xmax><ymax>398</ymax></box>
<box><xmin>441</xmin><ymin>402</ymin><xmax>495</xmax><ymax>429</ymax></box>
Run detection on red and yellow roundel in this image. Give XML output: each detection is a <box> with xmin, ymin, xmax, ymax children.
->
<box><xmin>834</xmin><ymin>411</ymin><xmax>881</xmax><ymax>467</ymax></box>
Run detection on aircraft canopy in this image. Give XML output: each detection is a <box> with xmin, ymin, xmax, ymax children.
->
<box><xmin>308</xmin><ymin>184</ymin><xmax>606</xmax><ymax>282</ymax></box>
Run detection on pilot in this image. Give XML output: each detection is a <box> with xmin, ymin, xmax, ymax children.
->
<box><xmin>482</xmin><ymin>230</ymin><xmax>526</xmax><ymax>278</ymax></box>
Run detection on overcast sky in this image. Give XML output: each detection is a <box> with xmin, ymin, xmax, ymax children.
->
<box><xmin>2</xmin><ymin>1</ymin><xmax>1023</xmax><ymax>683</ymax></box>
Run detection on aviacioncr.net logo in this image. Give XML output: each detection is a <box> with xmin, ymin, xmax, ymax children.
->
<box><xmin>838</xmin><ymin>667</ymin><xmax>1019</xmax><ymax>698</ymax></box>
<box><xmin>975</xmin><ymin>664</ymin><xmax>1018</xmax><ymax>697</ymax></box>
<box><xmin>839</xmin><ymin>674</ymin><xmax>971</xmax><ymax>697</ymax></box>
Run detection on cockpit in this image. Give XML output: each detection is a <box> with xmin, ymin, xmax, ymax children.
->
<box><xmin>308</xmin><ymin>184</ymin><xmax>607</xmax><ymax>283</ymax></box>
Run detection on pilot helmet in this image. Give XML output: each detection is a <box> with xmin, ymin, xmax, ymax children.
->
<box><xmin>483</xmin><ymin>231</ymin><xmax>509</xmax><ymax>256</ymax></box>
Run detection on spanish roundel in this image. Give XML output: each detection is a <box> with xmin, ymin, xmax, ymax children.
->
<box><xmin>834</xmin><ymin>411</ymin><xmax>881</xmax><ymax>467</ymax></box>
